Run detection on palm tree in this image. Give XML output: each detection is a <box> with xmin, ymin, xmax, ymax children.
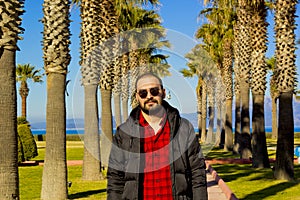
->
<box><xmin>197</xmin><ymin>6</ymin><xmax>236</xmax><ymax>149</ymax></box>
<box><xmin>201</xmin><ymin>0</ymin><xmax>236</xmax><ymax>152</ymax></box>
<box><xmin>181</xmin><ymin>44</ymin><xmax>215</xmax><ymax>143</ymax></box>
<box><xmin>273</xmin><ymin>0</ymin><xmax>297</xmax><ymax>181</ymax></box>
<box><xmin>249</xmin><ymin>0</ymin><xmax>270</xmax><ymax>168</ymax></box>
<box><xmin>74</xmin><ymin>0</ymin><xmax>104</xmax><ymax>181</ymax></box>
<box><xmin>206</xmin><ymin>74</ymin><xmax>216</xmax><ymax>144</ymax></box>
<box><xmin>99</xmin><ymin>0</ymin><xmax>160</xmax><ymax>168</ymax></box>
<box><xmin>266</xmin><ymin>56</ymin><xmax>279</xmax><ymax>140</ymax></box>
<box><xmin>233</xmin><ymin>22</ymin><xmax>241</xmax><ymax>155</ymax></box>
<box><xmin>16</xmin><ymin>64</ymin><xmax>43</xmax><ymax>118</ymax></box>
<box><xmin>0</xmin><ymin>0</ymin><xmax>24</xmax><ymax>198</ymax></box>
<box><xmin>235</xmin><ymin>0</ymin><xmax>252</xmax><ymax>159</ymax></box>
<box><xmin>40</xmin><ymin>0</ymin><xmax>71</xmax><ymax>199</ymax></box>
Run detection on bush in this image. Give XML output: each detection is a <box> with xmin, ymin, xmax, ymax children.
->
<box><xmin>17</xmin><ymin>117</ymin><xmax>38</xmax><ymax>163</ymax></box>
<box><xmin>17</xmin><ymin>116</ymin><xmax>28</xmax><ymax>125</ymax></box>
<box><xmin>18</xmin><ymin>134</ymin><xmax>25</xmax><ymax>163</ymax></box>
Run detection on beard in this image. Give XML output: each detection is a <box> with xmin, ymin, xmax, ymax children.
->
<box><xmin>140</xmin><ymin>98</ymin><xmax>163</xmax><ymax>116</ymax></box>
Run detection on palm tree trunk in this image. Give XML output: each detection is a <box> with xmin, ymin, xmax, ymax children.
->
<box><xmin>121</xmin><ymin>68</ymin><xmax>129</xmax><ymax>122</ymax></box>
<box><xmin>100</xmin><ymin>89</ymin><xmax>113</xmax><ymax>167</ymax></box>
<box><xmin>82</xmin><ymin>84</ymin><xmax>103</xmax><ymax>180</ymax></box>
<box><xmin>206</xmin><ymin>105</ymin><xmax>214</xmax><ymax>144</ymax></box>
<box><xmin>251</xmin><ymin>94</ymin><xmax>270</xmax><ymax>168</ymax></box>
<box><xmin>224</xmin><ymin>99</ymin><xmax>233</xmax><ymax>151</ymax></box>
<box><xmin>41</xmin><ymin>73</ymin><xmax>67</xmax><ymax>200</ymax></box>
<box><xmin>215</xmin><ymin>102</ymin><xmax>221</xmax><ymax>146</ymax></box>
<box><xmin>113</xmin><ymin>93</ymin><xmax>122</xmax><ymax>127</ymax></box>
<box><xmin>201</xmin><ymin>82</ymin><xmax>207</xmax><ymax>142</ymax></box>
<box><xmin>239</xmin><ymin>79</ymin><xmax>252</xmax><ymax>158</ymax></box>
<box><xmin>122</xmin><ymin>98</ymin><xmax>129</xmax><ymax>121</ymax></box>
<box><xmin>196</xmin><ymin>80</ymin><xmax>202</xmax><ymax>138</ymax></box>
<box><xmin>0</xmin><ymin>49</ymin><xmax>19</xmax><ymax>199</ymax></box>
<box><xmin>271</xmin><ymin>96</ymin><xmax>278</xmax><ymax>139</ymax></box>
<box><xmin>22</xmin><ymin>95</ymin><xmax>27</xmax><ymax>118</ymax></box>
<box><xmin>20</xmin><ymin>82</ymin><xmax>29</xmax><ymax>118</ymax></box>
<box><xmin>233</xmin><ymin>90</ymin><xmax>241</xmax><ymax>154</ymax></box>
<box><xmin>274</xmin><ymin>92</ymin><xmax>294</xmax><ymax>180</ymax></box>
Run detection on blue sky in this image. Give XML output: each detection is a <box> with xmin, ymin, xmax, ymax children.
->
<box><xmin>16</xmin><ymin>0</ymin><xmax>300</xmax><ymax>123</ymax></box>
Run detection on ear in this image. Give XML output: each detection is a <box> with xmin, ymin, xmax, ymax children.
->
<box><xmin>162</xmin><ymin>89</ymin><xmax>166</xmax><ymax>99</ymax></box>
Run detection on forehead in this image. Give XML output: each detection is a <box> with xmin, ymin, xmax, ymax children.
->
<box><xmin>136</xmin><ymin>76</ymin><xmax>161</xmax><ymax>90</ymax></box>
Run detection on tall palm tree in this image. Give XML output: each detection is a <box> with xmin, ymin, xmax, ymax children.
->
<box><xmin>202</xmin><ymin>0</ymin><xmax>235</xmax><ymax>151</ymax></box>
<box><xmin>99</xmin><ymin>0</ymin><xmax>160</xmax><ymax>167</ymax></box>
<box><xmin>74</xmin><ymin>0</ymin><xmax>104</xmax><ymax>181</ymax></box>
<box><xmin>196</xmin><ymin>15</ymin><xmax>229</xmax><ymax>148</ymax></box>
<box><xmin>233</xmin><ymin>22</ymin><xmax>242</xmax><ymax>154</ymax></box>
<box><xmin>266</xmin><ymin>56</ymin><xmax>279</xmax><ymax>140</ymax></box>
<box><xmin>273</xmin><ymin>0</ymin><xmax>297</xmax><ymax>181</ymax></box>
<box><xmin>16</xmin><ymin>64</ymin><xmax>43</xmax><ymax>118</ymax></box>
<box><xmin>0</xmin><ymin>0</ymin><xmax>24</xmax><ymax>198</ymax></box>
<box><xmin>206</xmin><ymin>74</ymin><xmax>216</xmax><ymax>144</ymax></box>
<box><xmin>181</xmin><ymin>44</ymin><xmax>214</xmax><ymax>143</ymax></box>
<box><xmin>235</xmin><ymin>0</ymin><xmax>252</xmax><ymax>158</ymax></box>
<box><xmin>249</xmin><ymin>0</ymin><xmax>270</xmax><ymax>168</ymax></box>
<box><xmin>40</xmin><ymin>0</ymin><xmax>71</xmax><ymax>199</ymax></box>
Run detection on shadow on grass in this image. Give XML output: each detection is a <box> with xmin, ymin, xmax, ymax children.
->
<box><xmin>212</xmin><ymin>164</ymin><xmax>274</xmax><ymax>182</ymax></box>
<box><xmin>240</xmin><ymin>181</ymin><xmax>298</xmax><ymax>200</ymax></box>
<box><xmin>68</xmin><ymin>189</ymin><xmax>107</xmax><ymax>199</ymax></box>
<box><xmin>205</xmin><ymin>147</ymin><xmax>240</xmax><ymax>159</ymax></box>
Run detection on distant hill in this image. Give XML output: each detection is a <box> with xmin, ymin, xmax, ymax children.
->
<box><xmin>30</xmin><ymin>97</ymin><xmax>300</xmax><ymax>129</ymax></box>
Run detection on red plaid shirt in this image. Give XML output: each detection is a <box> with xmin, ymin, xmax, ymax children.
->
<box><xmin>139</xmin><ymin>112</ymin><xmax>173</xmax><ymax>200</ymax></box>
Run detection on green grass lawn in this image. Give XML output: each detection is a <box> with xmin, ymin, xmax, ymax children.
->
<box><xmin>20</xmin><ymin>141</ymin><xmax>107</xmax><ymax>199</ymax></box>
<box><xmin>211</xmin><ymin>164</ymin><xmax>300</xmax><ymax>200</ymax></box>
<box><xmin>19</xmin><ymin>138</ymin><xmax>300</xmax><ymax>199</ymax></box>
<box><xmin>19</xmin><ymin>165</ymin><xmax>107</xmax><ymax>200</ymax></box>
<box><xmin>206</xmin><ymin>138</ymin><xmax>300</xmax><ymax>200</ymax></box>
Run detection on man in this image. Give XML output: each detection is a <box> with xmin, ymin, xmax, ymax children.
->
<box><xmin>107</xmin><ymin>72</ymin><xmax>208</xmax><ymax>200</ymax></box>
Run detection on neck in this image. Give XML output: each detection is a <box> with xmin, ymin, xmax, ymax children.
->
<box><xmin>141</xmin><ymin>111</ymin><xmax>162</xmax><ymax>124</ymax></box>
<box><xmin>142</xmin><ymin>111</ymin><xmax>165</xmax><ymax>135</ymax></box>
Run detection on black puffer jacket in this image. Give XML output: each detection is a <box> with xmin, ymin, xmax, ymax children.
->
<box><xmin>107</xmin><ymin>101</ymin><xmax>208</xmax><ymax>200</ymax></box>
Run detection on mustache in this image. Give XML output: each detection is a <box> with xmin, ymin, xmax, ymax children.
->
<box><xmin>144</xmin><ymin>98</ymin><xmax>158</xmax><ymax>105</ymax></box>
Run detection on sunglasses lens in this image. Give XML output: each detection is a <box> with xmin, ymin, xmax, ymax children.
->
<box><xmin>138</xmin><ymin>87</ymin><xmax>160</xmax><ymax>99</ymax></box>
<box><xmin>150</xmin><ymin>87</ymin><xmax>160</xmax><ymax>96</ymax></box>
<box><xmin>138</xmin><ymin>90</ymin><xmax>148</xmax><ymax>98</ymax></box>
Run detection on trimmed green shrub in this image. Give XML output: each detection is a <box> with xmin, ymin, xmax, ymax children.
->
<box><xmin>18</xmin><ymin>134</ymin><xmax>25</xmax><ymax>163</ymax></box>
<box><xmin>17</xmin><ymin>117</ymin><xmax>38</xmax><ymax>163</ymax></box>
<box><xmin>17</xmin><ymin>116</ymin><xmax>28</xmax><ymax>125</ymax></box>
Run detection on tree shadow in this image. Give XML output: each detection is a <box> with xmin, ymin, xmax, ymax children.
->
<box><xmin>212</xmin><ymin>164</ymin><xmax>263</xmax><ymax>182</ymax></box>
<box><xmin>68</xmin><ymin>189</ymin><xmax>107</xmax><ymax>199</ymax></box>
<box><xmin>240</xmin><ymin>181</ymin><xmax>299</xmax><ymax>200</ymax></box>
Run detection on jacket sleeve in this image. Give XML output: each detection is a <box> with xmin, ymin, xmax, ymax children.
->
<box><xmin>187</xmin><ymin>122</ymin><xmax>208</xmax><ymax>200</ymax></box>
<box><xmin>106</xmin><ymin>130</ymin><xmax>126</xmax><ymax>200</ymax></box>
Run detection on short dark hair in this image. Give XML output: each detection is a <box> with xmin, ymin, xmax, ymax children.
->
<box><xmin>135</xmin><ymin>72</ymin><xmax>164</xmax><ymax>90</ymax></box>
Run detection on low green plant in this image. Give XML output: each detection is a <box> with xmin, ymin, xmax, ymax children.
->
<box><xmin>18</xmin><ymin>124</ymin><xmax>38</xmax><ymax>161</ymax></box>
<box><xmin>17</xmin><ymin>117</ymin><xmax>38</xmax><ymax>163</ymax></box>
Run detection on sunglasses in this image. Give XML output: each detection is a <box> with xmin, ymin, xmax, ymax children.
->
<box><xmin>138</xmin><ymin>87</ymin><xmax>161</xmax><ymax>99</ymax></box>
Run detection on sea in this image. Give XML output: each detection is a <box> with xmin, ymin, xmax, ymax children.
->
<box><xmin>31</xmin><ymin>127</ymin><xmax>300</xmax><ymax>135</ymax></box>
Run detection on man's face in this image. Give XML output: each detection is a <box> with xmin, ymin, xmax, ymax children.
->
<box><xmin>136</xmin><ymin>76</ymin><xmax>165</xmax><ymax>114</ymax></box>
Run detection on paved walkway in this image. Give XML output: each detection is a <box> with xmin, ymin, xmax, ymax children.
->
<box><xmin>206</xmin><ymin>171</ymin><xmax>228</xmax><ymax>200</ymax></box>
<box><xmin>206</xmin><ymin>162</ymin><xmax>238</xmax><ymax>200</ymax></box>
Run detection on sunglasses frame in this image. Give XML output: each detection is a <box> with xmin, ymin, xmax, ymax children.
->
<box><xmin>137</xmin><ymin>87</ymin><xmax>161</xmax><ymax>99</ymax></box>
